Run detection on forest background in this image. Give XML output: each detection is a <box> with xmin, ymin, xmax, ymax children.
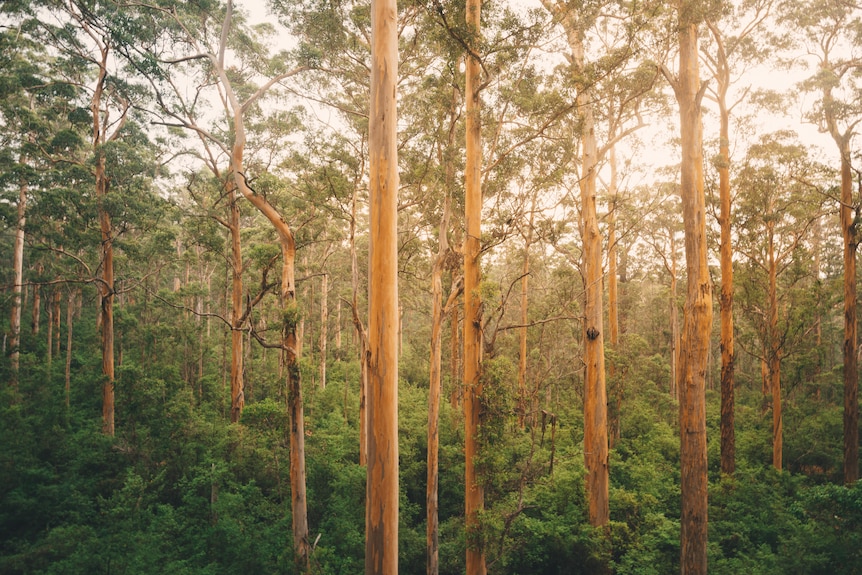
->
<box><xmin>2</xmin><ymin>0</ymin><xmax>862</xmax><ymax>574</ymax></box>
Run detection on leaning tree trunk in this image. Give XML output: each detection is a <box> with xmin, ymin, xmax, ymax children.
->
<box><xmin>366</xmin><ymin>0</ymin><xmax>400</xmax><ymax>572</ymax></box>
<box><xmin>222</xmin><ymin>61</ymin><xmax>310</xmax><ymax>565</ymax></box>
<box><xmin>668</xmin><ymin>10</ymin><xmax>711</xmax><ymax>574</ymax></box>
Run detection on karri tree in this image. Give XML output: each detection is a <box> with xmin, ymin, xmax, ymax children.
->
<box><xmin>661</xmin><ymin>1</ymin><xmax>713</xmax><ymax>572</ymax></box>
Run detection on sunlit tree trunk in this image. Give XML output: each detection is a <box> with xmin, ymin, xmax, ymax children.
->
<box><xmin>664</xmin><ymin>8</ymin><xmax>711</xmax><ymax>573</ymax></box>
<box><xmin>9</xmin><ymin>168</ymin><xmax>26</xmax><ymax>389</ymax></box>
<box><xmin>366</xmin><ymin>0</ymin><xmax>400</xmax><ymax>570</ymax></box>
<box><xmin>464</xmin><ymin>0</ymin><xmax>486</xmax><ymax>569</ymax></box>
<box><xmin>709</xmin><ymin>21</ymin><xmax>736</xmax><ymax>477</ymax></box>
<box><xmin>544</xmin><ymin>0</ymin><xmax>609</xmax><ymax>526</ymax></box>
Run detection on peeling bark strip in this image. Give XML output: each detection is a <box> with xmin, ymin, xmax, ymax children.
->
<box><xmin>366</xmin><ymin>0</ymin><xmax>399</xmax><ymax>573</ymax></box>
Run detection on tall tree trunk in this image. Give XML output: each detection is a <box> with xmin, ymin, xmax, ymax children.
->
<box><xmin>9</xmin><ymin>171</ymin><xmax>26</xmax><ymax>389</ymax></box>
<box><xmin>670</xmin><ymin>231</ymin><xmax>679</xmax><ymax>401</ymax></box>
<box><xmin>228</xmin><ymin>184</ymin><xmax>245</xmax><ymax>424</ymax></box>
<box><xmin>221</xmin><ymin>54</ymin><xmax>311</xmax><ymax>564</ymax></box>
<box><xmin>579</xmin><ymin>99</ymin><xmax>609</xmax><ymax>528</ymax></box>
<box><xmin>336</xmin><ymin>298</ymin><xmax>342</xmax><ymax>352</ymax></box>
<box><xmin>320</xmin><ymin>272</ymin><xmax>328</xmax><ymax>389</ymax></box>
<box><xmin>427</xmin><ymin>255</ymin><xmax>444</xmax><ymax>575</ymax></box>
<box><xmin>47</xmin><ymin>291</ymin><xmax>54</xmax><ymax>370</ymax></box>
<box><xmin>96</xmin><ymin>147</ymin><xmax>116</xmax><ymax>436</ymax></box>
<box><xmin>767</xmin><ymin>219</ymin><xmax>782</xmax><ymax>470</ymax></box>
<box><xmin>53</xmin><ymin>289</ymin><xmax>61</xmax><ymax>359</ymax></box>
<box><xmin>608</xmin><ymin>148</ymin><xmax>621</xmax><ymax>447</ymax></box>
<box><xmin>32</xmin><ymin>281</ymin><xmax>41</xmax><ymax>335</ymax></box>
<box><xmin>713</xmin><ymin>32</ymin><xmax>736</xmax><ymax>477</ymax></box>
<box><xmin>65</xmin><ymin>289</ymin><xmax>75</xmax><ymax>412</ymax></box>
<box><xmin>666</xmin><ymin>10</ymin><xmax>711</xmax><ymax>574</ymax></box>
<box><xmin>450</xmin><ymin>306</ymin><xmax>460</xmax><ymax>409</ymax></box>
<box><xmin>464</xmin><ymin>0</ymin><xmax>486</xmax><ymax>570</ymax></box>
<box><xmin>350</xmin><ymin>185</ymin><xmax>369</xmax><ymax>467</ymax></box>
<box><xmin>428</xmin><ymin>81</ymin><xmax>460</xmax><ymax>575</ymax></box>
<box><xmin>543</xmin><ymin>0</ymin><xmax>609</xmax><ymax>526</ymax></box>
<box><xmin>366</xmin><ymin>0</ymin><xmax>400</xmax><ymax>570</ymax></box>
<box><xmin>839</xmin><ymin>142</ymin><xmax>858</xmax><ymax>483</ymax></box>
<box><xmin>518</xmin><ymin>194</ymin><xmax>535</xmax><ymax>430</ymax></box>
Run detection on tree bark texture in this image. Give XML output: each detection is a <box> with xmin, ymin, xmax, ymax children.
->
<box><xmin>366</xmin><ymin>0</ymin><xmax>400</xmax><ymax>571</ymax></box>
<box><xmin>672</xmin><ymin>15</ymin><xmax>711</xmax><ymax>575</ymax></box>
<box><xmin>9</xmin><ymin>171</ymin><xmax>26</xmax><ymax>388</ymax></box>
<box><xmin>767</xmin><ymin>218</ymin><xmax>782</xmax><ymax>471</ymax></box>
<box><xmin>717</xmin><ymin>99</ymin><xmax>736</xmax><ymax>477</ymax></box>
<box><xmin>839</xmin><ymin>145</ymin><xmax>859</xmax><ymax>484</ymax></box>
<box><xmin>228</xmin><ymin>185</ymin><xmax>245</xmax><ymax>424</ymax></box>
<box><xmin>464</xmin><ymin>0</ymin><xmax>486</xmax><ymax>570</ymax></box>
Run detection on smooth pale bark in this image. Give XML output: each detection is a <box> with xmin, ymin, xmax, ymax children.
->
<box><xmin>366</xmin><ymin>0</ymin><xmax>399</xmax><ymax>572</ymax></box>
<box><xmin>464</xmin><ymin>0</ymin><xmax>486</xmax><ymax>571</ymax></box>
<box><xmin>9</xmin><ymin>173</ymin><xmax>26</xmax><ymax>388</ymax></box>
<box><xmin>666</xmin><ymin>13</ymin><xmax>711</xmax><ymax>575</ymax></box>
<box><xmin>709</xmin><ymin>22</ymin><xmax>736</xmax><ymax>478</ymax></box>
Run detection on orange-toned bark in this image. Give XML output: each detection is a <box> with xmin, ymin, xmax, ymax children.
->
<box><xmin>664</xmin><ymin>10</ymin><xmax>711</xmax><ymax>574</ymax></box>
<box><xmin>366</xmin><ymin>0</ymin><xmax>400</xmax><ymax>572</ymax></box>
<box><xmin>464</xmin><ymin>0</ymin><xmax>486</xmax><ymax>569</ymax></box>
